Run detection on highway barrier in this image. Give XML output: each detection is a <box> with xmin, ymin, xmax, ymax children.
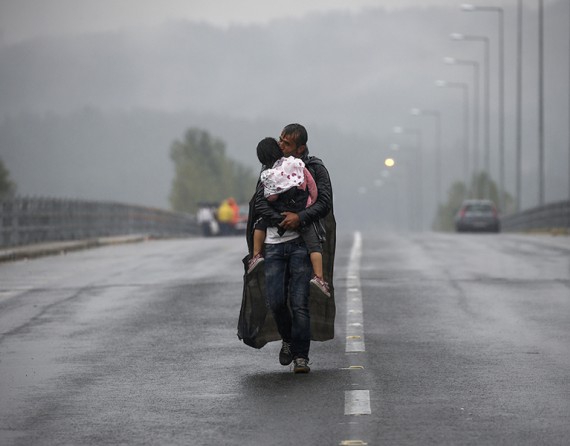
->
<box><xmin>501</xmin><ymin>200</ymin><xmax>570</xmax><ymax>234</ymax></box>
<box><xmin>2</xmin><ymin>197</ymin><xmax>567</xmax><ymax>249</ymax></box>
<box><xmin>0</xmin><ymin>197</ymin><xmax>198</xmax><ymax>248</ymax></box>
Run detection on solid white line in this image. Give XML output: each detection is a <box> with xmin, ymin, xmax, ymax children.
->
<box><xmin>344</xmin><ymin>390</ymin><xmax>371</xmax><ymax>415</ymax></box>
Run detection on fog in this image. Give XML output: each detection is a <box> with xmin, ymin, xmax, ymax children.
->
<box><xmin>1</xmin><ymin>0</ymin><xmax>569</xmax><ymax>232</ymax></box>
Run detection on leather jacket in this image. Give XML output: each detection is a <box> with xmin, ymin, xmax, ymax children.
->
<box><xmin>247</xmin><ymin>152</ymin><xmax>334</xmax><ymax>252</ymax></box>
<box><xmin>239</xmin><ymin>152</ymin><xmax>337</xmax><ymax>348</ymax></box>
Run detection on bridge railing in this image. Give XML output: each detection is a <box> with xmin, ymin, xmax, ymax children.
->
<box><xmin>501</xmin><ymin>200</ymin><xmax>570</xmax><ymax>233</ymax></box>
<box><xmin>0</xmin><ymin>197</ymin><xmax>198</xmax><ymax>248</ymax></box>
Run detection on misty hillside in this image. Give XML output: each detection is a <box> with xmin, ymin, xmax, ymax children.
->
<box><xmin>0</xmin><ymin>8</ymin><xmax>461</xmax><ymax>129</ymax></box>
<box><xmin>1</xmin><ymin>2</ymin><xmax>569</xmax><ymax>230</ymax></box>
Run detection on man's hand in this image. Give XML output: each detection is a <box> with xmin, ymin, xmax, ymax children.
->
<box><xmin>279</xmin><ymin>212</ymin><xmax>301</xmax><ymax>230</ymax></box>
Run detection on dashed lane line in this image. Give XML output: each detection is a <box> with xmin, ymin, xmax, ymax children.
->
<box><xmin>343</xmin><ymin>231</ymin><xmax>371</xmax><ymax>419</ymax></box>
<box><xmin>344</xmin><ymin>390</ymin><xmax>372</xmax><ymax>416</ymax></box>
<box><xmin>346</xmin><ymin>231</ymin><xmax>364</xmax><ymax>353</ymax></box>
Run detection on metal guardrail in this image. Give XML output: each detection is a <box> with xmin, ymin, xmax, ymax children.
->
<box><xmin>2</xmin><ymin>197</ymin><xmax>567</xmax><ymax>248</ymax></box>
<box><xmin>501</xmin><ymin>200</ymin><xmax>570</xmax><ymax>233</ymax></box>
<box><xmin>0</xmin><ymin>197</ymin><xmax>198</xmax><ymax>248</ymax></box>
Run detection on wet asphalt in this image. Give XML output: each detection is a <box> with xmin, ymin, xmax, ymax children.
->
<box><xmin>0</xmin><ymin>232</ymin><xmax>569</xmax><ymax>445</ymax></box>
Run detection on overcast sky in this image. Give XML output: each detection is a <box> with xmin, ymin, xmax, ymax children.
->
<box><xmin>0</xmin><ymin>0</ymin><xmax>526</xmax><ymax>44</ymax></box>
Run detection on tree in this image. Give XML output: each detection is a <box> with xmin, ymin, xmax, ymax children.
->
<box><xmin>0</xmin><ymin>157</ymin><xmax>16</xmax><ymax>199</ymax></box>
<box><xmin>433</xmin><ymin>181</ymin><xmax>467</xmax><ymax>231</ymax></box>
<box><xmin>169</xmin><ymin>128</ymin><xmax>258</xmax><ymax>213</ymax></box>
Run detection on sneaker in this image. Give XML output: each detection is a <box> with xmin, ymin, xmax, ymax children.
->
<box><xmin>310</xmin><ymin>275</ymin><xmax>331</xmax><ymax>298</ymax></box>
<box><xmin>247</xmin><ymin>253</ymin><xmax>264</xmax><ymax>274</ymax></box>
<box><xmin>279</xmin><ymin>341</ymin><xmax>293</xmax><ymax>366</ymax></box>
<box><xmin>293</xmin><ymin>357</ymin><xmax>310</xmax><ymax>374</ymax></box>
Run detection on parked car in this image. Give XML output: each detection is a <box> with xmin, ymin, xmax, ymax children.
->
<box><xmin>455</xmin><ymin>199</ymin><xmax>500</xmax><ymax>233</ymax></box>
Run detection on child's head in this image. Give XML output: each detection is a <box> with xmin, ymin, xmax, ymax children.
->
<box><xmin>256</xmin><ymin>137</ymin><xmax>282</xmax><ymax>168</ymax></box>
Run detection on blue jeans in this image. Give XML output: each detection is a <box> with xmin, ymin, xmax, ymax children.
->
<box><xmin>264</xmin><ymin>238</ymin><xmax>312</xmax><ymax>359</ymax></box>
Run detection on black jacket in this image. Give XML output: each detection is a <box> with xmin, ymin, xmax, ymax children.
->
<box><xmin>238</xmin><ymin>153</ymin><xmax>336</xmax><ymax>348</ymax></box>
<box><xmin>247</xmin><ymin>154</ymin><xmax>334</xmax><ymax>249</ymax></box>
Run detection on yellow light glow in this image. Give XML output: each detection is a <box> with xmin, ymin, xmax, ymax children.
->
<box><xmin>384</xmin><ymin>158</ymin><xmax>395</xmax><ymax>167</ymax></box>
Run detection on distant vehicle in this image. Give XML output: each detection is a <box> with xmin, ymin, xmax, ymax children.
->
<box><xmin>455</xmin><ymin>199</ymin><xmax>500</xmax><ymax>233</ymax></box>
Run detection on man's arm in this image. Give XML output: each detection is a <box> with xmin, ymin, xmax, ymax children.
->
<box><xmin>280</xmin><ymin>159</ymin><xmax>332</xmax><ymax>230</ymax></box>
<box><xmin>299</xmin><ymin>160</ymin><xmax>332</xmax><ymax>223</ymax></box>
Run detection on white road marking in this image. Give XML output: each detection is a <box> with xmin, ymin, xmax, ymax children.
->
<box><xmin>344</xmin><ymin>390</ymin><xmax>371</xmax><ymax>415</ymax></box>
<box><xmin>343</xmin><ymin>232</ymin><xmax>372</xmax><ymax>424</ymax></box>
<box><xmin>346</xmin><ymin>232</ymin><xmax>364</xmax><ymax>353</ymax></box>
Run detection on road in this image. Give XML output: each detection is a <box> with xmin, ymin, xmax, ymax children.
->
<box><xmin>0</xmin><ymin>232</ymin><xmax>569</xmax><ymax>445</ymax></box>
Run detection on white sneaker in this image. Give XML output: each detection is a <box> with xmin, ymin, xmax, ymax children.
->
<box><xmin>293</xmin><ymin>357</ymin><xmax>310</xmax><ymax>374</ymax></box>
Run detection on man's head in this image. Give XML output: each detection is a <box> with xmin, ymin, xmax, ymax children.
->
<box><xmin>279</xmin><ymin>123</ymin><xmax>308</xmax><ymax>158</ymax></box>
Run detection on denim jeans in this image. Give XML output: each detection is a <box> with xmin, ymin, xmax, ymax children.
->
<box><xmin>264</xmin><ymin>237</ymin><xmax>312</xmax><ymax>359</ymax></box>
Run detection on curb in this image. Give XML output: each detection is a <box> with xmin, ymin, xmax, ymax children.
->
<box><xmin>0</xmin><ymin>234</ymin><xmax>150</xmax><ymax>263</ymax></box>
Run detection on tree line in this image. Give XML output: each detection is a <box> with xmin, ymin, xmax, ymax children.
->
<box><xmin>169</xmin><ymin>128</ymin><xmax>258</xmax><ymax>214</ymax></box>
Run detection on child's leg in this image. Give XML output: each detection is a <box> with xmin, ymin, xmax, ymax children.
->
<box><xmin>300</xmin><ymin>224</ymin><xmax>324</xmax><ymax>278</ymax></box>
<box><xmin>252</xmin><ymin>228</ymin><xmax>266</xmax><ymax>257</ymax></box>
<box><xmin>310</xmin><ymin>251</ymin><xmax>324</xmax><ymax>278</ymax></box>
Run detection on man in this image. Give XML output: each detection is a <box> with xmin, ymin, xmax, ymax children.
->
<box><xmin>248</xmin><ymin>123</ymin><xmax>335</xmax><ymax>374</ymax></box>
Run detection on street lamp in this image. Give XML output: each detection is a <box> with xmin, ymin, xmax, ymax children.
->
<box><xmin>410</xmin><ymin>107</ymin><xmax>443</xmax><ymax>209</ymax></box>
<box><xmin>538</xmin><ymin>0</ymin><xmax>545</xmax><ymax>206</ymax></box>
<box><xmin>435</xmin><ymin>80</ymin><xmax>470</xmax><ymax>195</ymax></box>
<box><xmin>450</xmin><ymin>33</ymin><xmax>491</xmax><ymax>198</ymax></box>
<box><xmin>393</xmin><ymin>126</ymin><xmax>423</xmax><ymax>231</ymax></box>
<box><xmin>516</xmin><ymin>0</ymin><xmax>523</xmax><ymax>211</ymax></box>
<box><xmin>443</xmin><ymin>57</ymin><xmax>480</xmax><ymax>179</ymax></box>
<box><xmin>461</xmin><ymin>3</ymin><xmax>506</xmax><ymax>212</ymax></box>
<box><xmin>385</xmin><ymin>149</ymin><xmax>412</xmax><ymax>231</ymax></box>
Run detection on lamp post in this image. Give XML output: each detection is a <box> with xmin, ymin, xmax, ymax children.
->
<box><xmin>538</xmin><ymin>0</ymin><xmax>545</xmax><ymax>206</ymax></box>
<box><xmin>436</xmin><ymin>80</ymin><xmax>470</xmax><ymax>196</ymax></box>
<box><xmin>461</xmin><ymin>3</ymin><xmax>506</xmax><ymax>212</ymax></box>
<box><xmin>410</xmin><ymin>107</ymin><xmax>442</xmax><ymax>209</ymax></box>
<box><xmin>443</xmin><ymin>57</ymin><xmax>480</xmax><ymax>180</ymax></box>
<box><xmin>389</xmin><ymin>143</ymin><xmax>414</xmax><ymax>230</ymax></box>
<box><xmin>394</xmin><ymin>126</ymin><xmax>423</xmax><ymax>231</ymax></box>
<box><xmin>450</xmin><ymin>33</ymin><xmax>490</xmax><ymax>198</ymax></box>
<box><xmin>516</xmin><ymin>0</ymin><xmax>523</xmax><ymax>211</ymax></box>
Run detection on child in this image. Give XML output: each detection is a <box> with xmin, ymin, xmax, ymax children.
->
<box><xmin>248</xmin><ymin>137</ymin><xmax>330</xmax><ymax>297</ymax></box>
